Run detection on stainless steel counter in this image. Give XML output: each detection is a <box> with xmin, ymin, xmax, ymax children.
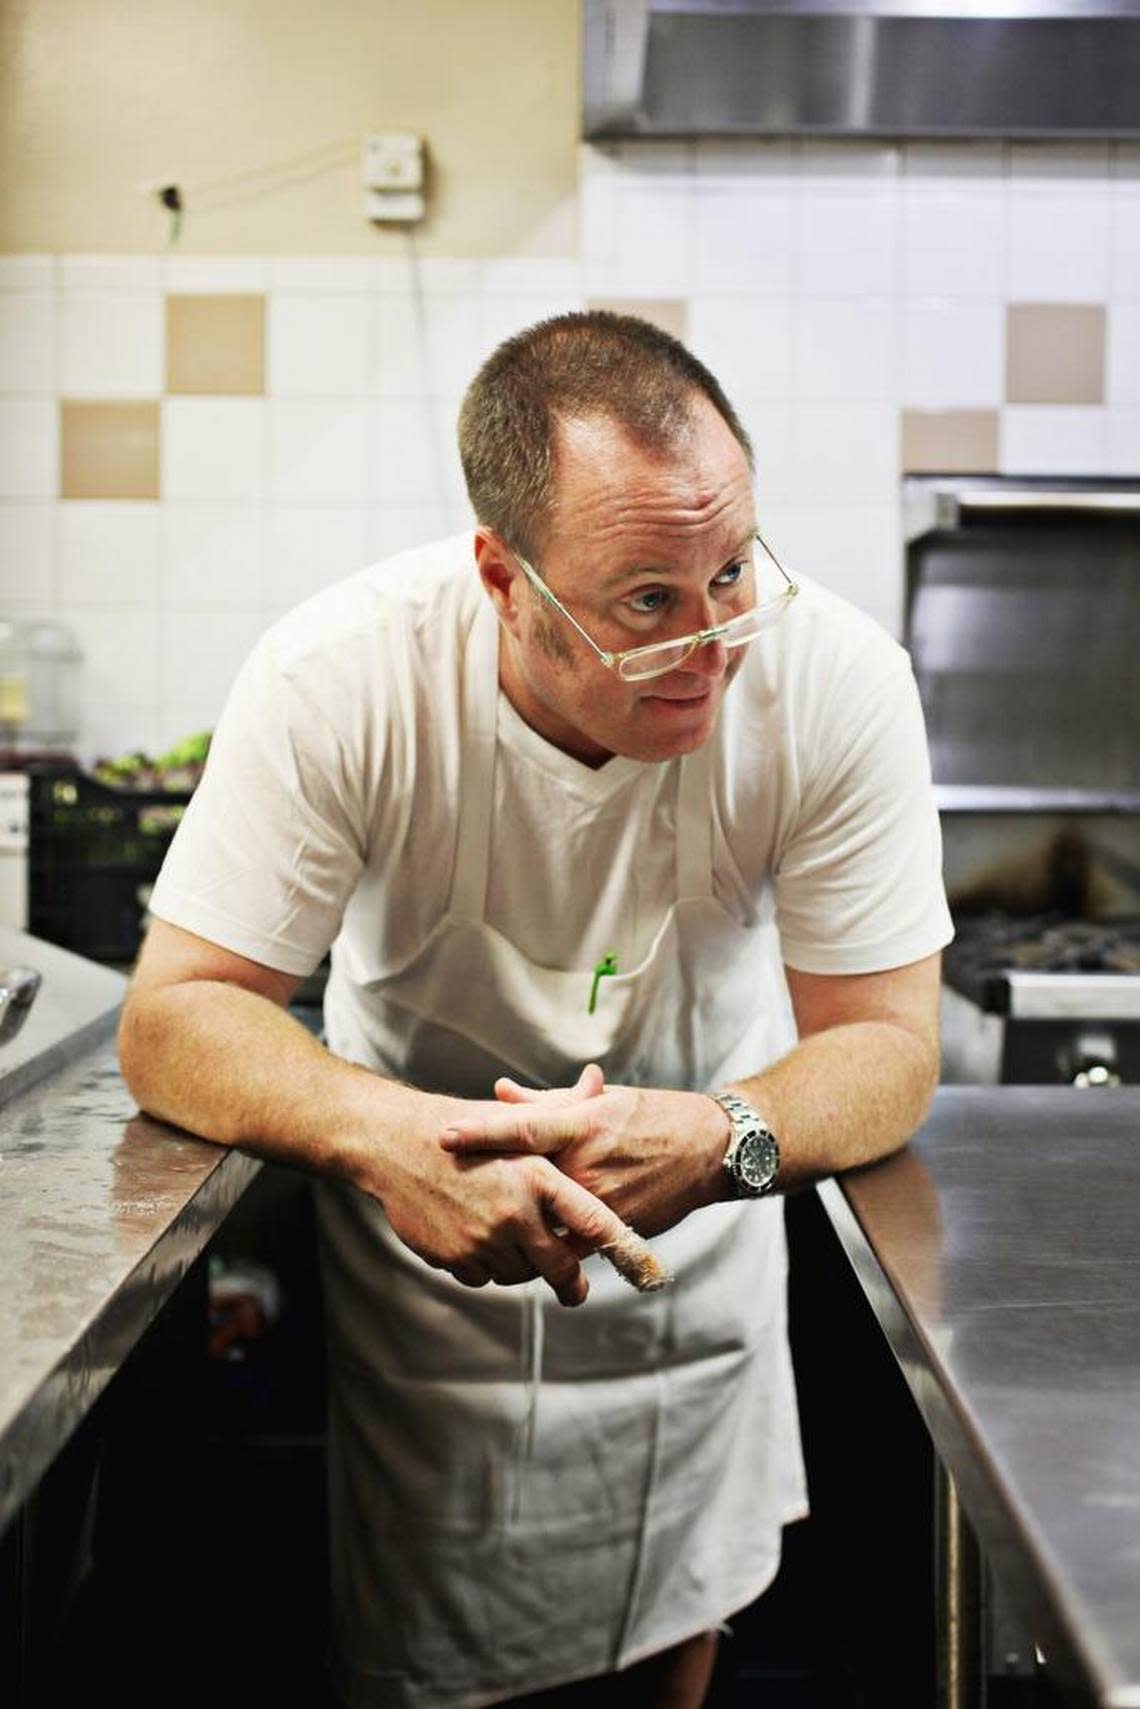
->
<box><xmin>0</xmin><ymin>1032</ymin><xmax>258</xmax><ymax>1537</ymax></box>
<box><xmin>820</xmin><ymin>1087</ymin><xmax>1140</xmax><ymax>1709</ymax></box>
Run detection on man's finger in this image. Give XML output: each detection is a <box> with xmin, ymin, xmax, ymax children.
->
<box><xmin>520</xmin><ymin>1228</ymin><xmax>588</xmax><ymax>1308</ymax></box>
<box><xmin>539</xmin><ymin>1171</ymin><xmax>671</xmax><ymax>1294</ymax></box>
<box><xmin>440</xmin><ymin>1105</ymin><xmax>594</xmax><ymax>1155</ymax></box>
<box><xmin>494</xmin><ymin>1063</ymin><xmax>605</xmax><ymax>1106</ymax></box>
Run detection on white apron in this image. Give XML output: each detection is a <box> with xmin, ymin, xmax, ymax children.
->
<box><xmin>316</xmin><ymin>597</ymin><xmax>808</xmax><ymax>1709</ymax></box>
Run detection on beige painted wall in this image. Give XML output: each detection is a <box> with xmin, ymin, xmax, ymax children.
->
<box><xmin>0</xmin><ymin>0</ymin><xmax>581</xmax><ymax>255</ymax></box>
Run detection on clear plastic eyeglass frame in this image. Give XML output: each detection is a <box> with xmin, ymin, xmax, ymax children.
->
<box><xmin>511</xmin><ymin>532</ymin><xmax>799</xmax><ymax>683</ymax></box>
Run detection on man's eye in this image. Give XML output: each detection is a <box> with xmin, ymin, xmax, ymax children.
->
<box><xmin>627</xmin><ymin>588</ymin><xmax>669</xmax><ymax>615</ymax></box>
<box><xmin>714</xmin><ymin>561</ymin><xmax>745</xmax><ymax>587</ymax></box>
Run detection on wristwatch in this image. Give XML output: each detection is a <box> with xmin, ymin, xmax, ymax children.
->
<box><xmin>709</xmin><ymin>1090</ymin><xmax>781</xmax><ymax>1199</ymax></box>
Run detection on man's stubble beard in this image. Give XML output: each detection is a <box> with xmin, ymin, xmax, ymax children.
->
<box><xmin>532</xmin><ymin>608</ymin><xmax>578</xmax><ymax>671</ymax></box>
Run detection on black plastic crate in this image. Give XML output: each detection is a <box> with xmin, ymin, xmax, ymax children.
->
<box><xmin>28</xmin><ymin>767</ymin><xmax>193</xmax><ymax>965</ymax></box>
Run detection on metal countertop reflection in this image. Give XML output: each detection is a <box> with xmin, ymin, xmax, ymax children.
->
<box><xmin>0</xmin><ymin>1037</ymin><xmax>258</xmax><ymax>1537</ymax></box>
<box><xmin>820</xmin><ymin>1086</ymin><xmax>1140</xmax><ymax>1709</ymax></box>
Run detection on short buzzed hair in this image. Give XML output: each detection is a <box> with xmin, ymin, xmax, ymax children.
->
<box><xmin>457</xmin><ymin>310</ymin><xmax>753</xmax><ymax>558</ymax></box>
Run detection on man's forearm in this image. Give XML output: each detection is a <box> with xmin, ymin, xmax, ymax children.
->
<box><xmin>118</xmin><ymin>980</ymin><xmax>635</xmax><ymax>1305</ymax></box>
<box><xmin>118</xmin><ymin>980</ymin><xmax>435</xmax><ymax>1187</ymax></box>
<box><xmin>730</xmin><ymin>1018</ymin><xmax>939</xmax><ymax>1194</ymax></box>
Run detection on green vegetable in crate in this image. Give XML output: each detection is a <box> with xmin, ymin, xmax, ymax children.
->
<box><xmin>156</xmin><ymin>730</ymin><xmax>212</xmax><ymax>770</ymax></box>
<box><xmin>92</xmin><ymin>730</ymin><xmax>212</xmax><ymax>792</ymax></box>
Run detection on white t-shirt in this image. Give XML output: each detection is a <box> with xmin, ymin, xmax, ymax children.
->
<box><xmin>150</xmin><ymin>533</ymin><xmax>953</xmax><ymax>1005</ymax></box>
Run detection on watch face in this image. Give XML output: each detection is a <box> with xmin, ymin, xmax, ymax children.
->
<box><xmin>737</xmin><ymin>1128</ymin><xmax>779</xmax><ymax>1193</ymax></box>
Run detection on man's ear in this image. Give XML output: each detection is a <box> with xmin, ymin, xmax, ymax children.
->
<box><xmin>475</xmin><ymin>527</ymin><xmax>524</xmax><ymax>633</ymax></box>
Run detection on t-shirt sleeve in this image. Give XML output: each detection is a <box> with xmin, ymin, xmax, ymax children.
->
<box><xmin>775</xmin><ymin>651</ymin><xmax>953</xmax><ymax>975</ymax></box>
<box><xmin>147</xmin><ymin>636</ymin><xmax>367</xmax><ymax>976</ymax></box>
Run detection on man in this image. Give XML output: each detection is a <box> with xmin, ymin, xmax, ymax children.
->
<box><xmin>119</xmin><ymin>311</ymin><xmax>951</xmax><ymax>1709</ymax></box>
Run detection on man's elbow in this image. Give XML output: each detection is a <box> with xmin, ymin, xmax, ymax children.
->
<box><xmin>117</xmin><ymin>986</ymin><xmax>175</xmax><ymax>1114</ymax></box>
<box><xmin>899</xmin><ymin>1025</ymin><xmax>940</xmax><ymax>1141</ymax></box>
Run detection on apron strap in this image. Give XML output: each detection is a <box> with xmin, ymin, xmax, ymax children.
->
<box><xmin>449</xmin><ymin>596</ymin><xmax>500</xmax><ymax>920</ymax></box>
<box><xmin>675</xmin><ymin>736</ymin><xmax>716</xmax><ymax>902</ymax></box>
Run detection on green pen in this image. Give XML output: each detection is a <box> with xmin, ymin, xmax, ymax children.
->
<box><xmin>588</xmin><ymin>952</ymin><xmax>619</xmax><ymax>1014</ymax></box>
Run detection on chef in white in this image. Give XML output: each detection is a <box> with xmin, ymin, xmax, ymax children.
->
<box><xmin>120</xmin><ymin>311</ymin><xmax>951</xmax><ymax>1709</ymax></box>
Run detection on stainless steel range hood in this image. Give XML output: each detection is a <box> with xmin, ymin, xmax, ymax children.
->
<box><xmin>583</xmin><ymin>1</ymin><xmax>1140</xmax><ymax>140</ymax></box>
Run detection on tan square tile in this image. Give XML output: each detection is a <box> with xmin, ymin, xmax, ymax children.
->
<box><xmin>1006</xmin><ymin>304</ymin><xmax>1105</xmax><ymax>405</ymax></box>
<box><xmin>60</xmin><ymin>401</ymin><xmax>160</xmax><ymax>500</ymax></box>
<box><xmin>166</xmin><ymin>294</ymin><xmax>265</xmax><ymax>395</ymax></box>
<box><xmin>900</xmin><ymin>409</ymin><xmax>1000</xmax><ymax>474</ymax></box>
<box><xmin>587</xmin><ymin>298</ymin><xmax>688</xmax><ymax>343</ymax></box>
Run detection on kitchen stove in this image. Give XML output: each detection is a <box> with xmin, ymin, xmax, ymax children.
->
<box><xmin>941</xmin><ymin>912</ymin><xmax>1140</xmax><ymax>1085</ymax></box>
<box><xmin>945</xmin><ymin>913</ymin><xmax>1140</xmax><ymax>997</ymax></box>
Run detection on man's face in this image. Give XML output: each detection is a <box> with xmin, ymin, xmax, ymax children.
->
<box><xmin>483</xmin><ymin>398</ymin><xmax>757</xmax><ymax>767</ymax></box>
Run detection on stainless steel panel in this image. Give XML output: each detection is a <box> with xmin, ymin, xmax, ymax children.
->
<box><xmin>820</xmin><ymin>1086</ymin><xmax>1140</xmax><ymax>1707</ymax></box>
<box><xmin>1006</xmin><ymin>971</ymin><xmax>1140</xmax><ymax>1020</ymax></box>
<box><xmin>905</xmin><ymin>508</ymin><xmax>1140</xmax><ymax>798</ymax></box>
<box><xmin>584</xmin><ymin>1</ymin><xmax>1140</xmax><ymax>139</ymax></box>
<box><xmin>0</xmin><ymin>926</ymin><xmax>125</xmax><ymax>1110</ymax></box>
<box><xmin>0</xmin><ymin>1039</ymin><xmax>258</xmax><ymax>1538</ymax></box>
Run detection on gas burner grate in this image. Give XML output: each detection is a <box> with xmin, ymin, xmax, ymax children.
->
<box><xmin>944</xmin><ymin>912</ymin><xmax>1140</xmax><ymax>1008</ymax></box>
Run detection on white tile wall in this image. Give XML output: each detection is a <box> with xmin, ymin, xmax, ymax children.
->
<box><xmin>267</xmin><ymin>294</ymin><xmax>375</xmax><ymax>397</ymax></box>
<box><xmin>794</xmin><ymin>298</ymin><xmax>897</xmax><ymax>401</ymax></box>
<box><xmin>162</xmin><ymin>398</ymin><xmax>266</xmax><ymax>500</ymax></box>
<box><xmin>3</xmin><ymin>138</ymin><xmax>1140</xmax><ymax>761</ymax></box>
<box><xmin>57</xmin><ymin>256</ymin><xmax>163</xmax><ymax>292</ymax></box>
<box><xmin>688</xmin><ymin>296</ymin><xmax>795</xmax><ymax>399</ymax></box>
<box><xmin>0</xmin><ymin>256</ymin><xmax>53</xmax><ymax>288</ymax></box>
<box><xmin>0</xmin><ymin>503</ymin><xmax>55</xmax><ymax>604</ymax></box>
<box><xmin>1001</xmin><ymin>406</ymin><xmax>1108</xmax><ymax>475</ymax></box>
<box><xmin>164</xmin><ymin>258</ymin><xmax>270</xmax><ymax>293</ymax></box>
<box><xmin>155</xmin><ymin>606</ymin><xmax>267</xmax><ymax>745</ymax></box>
<box><xmin>900</xmin><ymin>152</ymin><xmax>1006</xmax><ymax>300</ymax></box>
<box><xmin>692</xmin><ymin>189</ymin><xmax>796</xmax><ymax>296</ymax></box>
<box><xmin>0</xmin><ymin>400</ymin><xmax>59</xmax><ymax>498</ymax></box>
<box><xmin>1007</xmin><ymin>194</ymin><xmax>1112</xmax><ymax>303</ymax></box>
<box><xmin>264</xmin><ymin>506</ymin><xmax>370</xmax><ymax>610</ymax></box>
<box><xmin>58</xmin><ymin>293</ymin><xmax>165</xmax><ymax>397</ymax></box>
<box><xmin>267</xmin><ymin>399</ymin><xmax>373</xmax><ymax>502</ymax></box>
<box><xmin>59</xmin><ymin>502</ymin><xmax>160</xmax><ymax>604</ymax></box>
<box><xmin>1107</xmin><ymin>409</ymin><xmax>1140</xmax><ymax>474</ymax></box>
<box><xmin>0</xmin><ymin>294</ymin><xmax>56</xmax><ymax>394</ymax></box>
<box><xmin>161</xmin><ymin>504</ymin><xmax>264</xmax><ymax>607</ymax></box>
<box><xmin>1107</xmin><ymin>303</ymin><xmax>1140</xmax><ymax>403</ymax></box>
<box><xmin>370</xmin><ymin>503</ymin><xmax>464</xmax><ymax>562</ymax></box>
<box><xmin>792</xmin><ymin>403</ymin><xmax>898</xmax><ymax>502</ymax></box>
<box><xmin>901</xmin><ymin>299</ymin><xmax>1005</xmax><ymax>408</ymax></box>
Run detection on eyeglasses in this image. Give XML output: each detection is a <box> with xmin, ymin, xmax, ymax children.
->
<box><xmin>510</xmin><ymin>532</ymin><xmax>798</xmax><ymax>683</ymax></box>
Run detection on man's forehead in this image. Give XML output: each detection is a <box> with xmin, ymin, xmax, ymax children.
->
<box><xmin>546</xmin><ymin>414</ymin><xmax>752</xmax><ymax>562</ymax></box>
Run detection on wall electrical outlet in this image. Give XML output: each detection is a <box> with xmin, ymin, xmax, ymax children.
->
<box><xmin>363</xmin><ymin>133</ymin><xmax>422</xmax><ymax>190</ymax></box>
<box><xmin>362</xmin><ymin>133</ymin><xmax>426</xmax><ymax>223</ymax></box>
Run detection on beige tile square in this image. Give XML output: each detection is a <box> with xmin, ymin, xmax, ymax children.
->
<box><xmin>166</xmin><ymin>294</ymin><xmax>265</xmax><ymax>396</ymax></box>
<box><xmin>586</xmin><ymin>298</ymin><xmax>688</xmax><ymax>342</ymax></box>
<box><xmin>900</xmin><ymin>409</ymin><xmax>1000</xmax><ymax>474</ymax></box>
<box><xmin>1006</xmin><ymin>304</ymin><xmax>1105</xmax><ymax>405</ymax></box>
<box><xmin>60</xmin><ymin>401</ymin><xmax>160</xmax><ymax>500</ymax></box>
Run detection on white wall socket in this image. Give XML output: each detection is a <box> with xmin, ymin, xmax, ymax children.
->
<box><xmin>362</xmin><ymin>134</ymin><xmax>425</xmax><ymax>224</ymax></box>
<box><xmin>362</xmin><ymin>133</ymin><xmax>423</xmax><ymax>192</ymax></box>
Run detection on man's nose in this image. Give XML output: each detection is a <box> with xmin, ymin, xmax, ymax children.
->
<box><xmin>684</xmin><ymin>634</ymin><xmax>729</xmax><ymax>679</ymax></box>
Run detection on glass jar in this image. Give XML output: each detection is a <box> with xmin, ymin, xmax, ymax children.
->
<box><xmin>0</xmin><ymin>618</ymin><xmax>82</xmax><ymax>759</ymax></box>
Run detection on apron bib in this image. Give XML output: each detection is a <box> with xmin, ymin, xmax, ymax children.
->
<box><xmin>317</xmin><ymin>597</ymin><xmax>807</xmax><ymax>1709</ymax></box>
